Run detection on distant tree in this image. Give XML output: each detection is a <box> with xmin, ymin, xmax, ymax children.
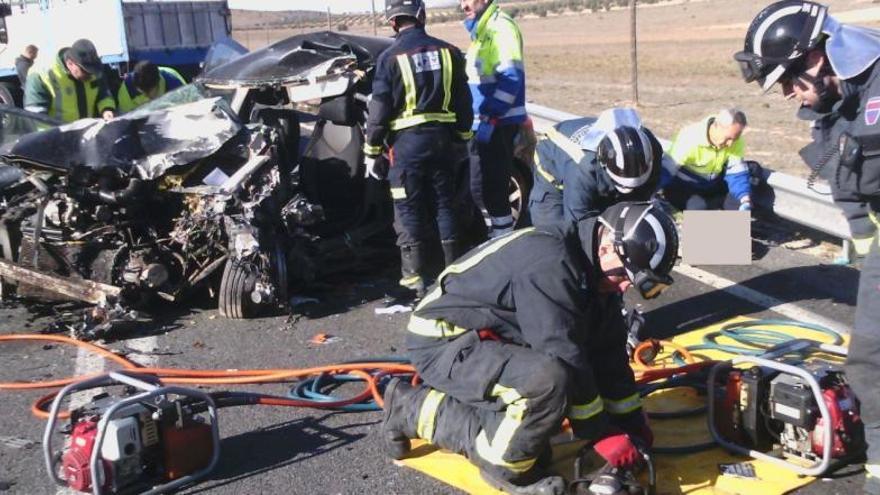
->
<box><xmin>537</xmin><ymin>7</ymin><xmax>548</xmax><ymax>17</ymax></box>
<box><xmin>507</xmin><ymin>6</ymin><xmax>520</xmax><ymax>18</ymax></box>
<box><xmin>337</xmin><ymin>23</ymin><xmax>349</xmax><ymax>31</ymax></box>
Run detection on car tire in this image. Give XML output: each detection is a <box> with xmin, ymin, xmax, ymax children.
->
<box><xmin>0</xmin><ymin>82</ymin><xmax>20</xmax><ymax>107</ymax></box>
<box><xmin>218</xmin><ymin>258</ymin><xmax>259</xmax><ymax>319</ymax></box>
<box><xmin>510</xmin><ymin>159</ymin><xmax>532</xmax><ymax>227</ymax></box>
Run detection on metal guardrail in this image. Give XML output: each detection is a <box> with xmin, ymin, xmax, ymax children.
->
<box><xmin>525</xmin><ymin>103</ymin><xmax>852</xmax><ymax>244</ymax></box>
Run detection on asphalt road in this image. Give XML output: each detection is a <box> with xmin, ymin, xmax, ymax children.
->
<box><xmin>0</xmin><ymin>220</ymin><xmax>868</xmax><ymax>495</ymax></box>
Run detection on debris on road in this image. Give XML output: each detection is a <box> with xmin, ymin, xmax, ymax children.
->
<box><xmin>309</xmin><ymin>332</ymin><xmax>339</xmax><ymax>345</ymax></box>
<box><xmin>374</xmin><ymin>304</ymin><xmax>412</xmax><ymax>315</ymax></box>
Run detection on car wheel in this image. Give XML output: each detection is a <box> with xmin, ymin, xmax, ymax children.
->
<box><xmin>510</xmin><ymin>160</ymin><xmax>532</xmax><ymax>227</ymax></box>
<box><xmin>218</xmin><ymin>258</ymin><xmax>260</xmax><ymax>319</ymax></box>
<box><xmin>0</xmin><ymin>83</ymin><xmax>18</xmax><ymax>107</ymax></box>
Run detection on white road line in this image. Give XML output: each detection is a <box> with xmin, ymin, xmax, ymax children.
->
<box><xmin>674</xmin><ymin>263</ymin><xmax>851</xmax><ymax>335</ymax></box>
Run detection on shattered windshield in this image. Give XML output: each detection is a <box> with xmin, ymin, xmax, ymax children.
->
<box><xmin>134</xmin><ymin>83</ymin><xmax>236</xmax><ymax>114</ymax></box>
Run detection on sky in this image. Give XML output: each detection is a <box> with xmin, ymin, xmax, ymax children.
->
<box><xmin>228</xmin><ymin>0</ymin><xmax>457</xmax><ymax>13</ymax></box>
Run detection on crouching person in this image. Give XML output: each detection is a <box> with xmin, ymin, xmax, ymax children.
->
<box><xmin>380</xmin><ymin>201</ymin><xmax>678</xmax><ymax>494</ymax></box>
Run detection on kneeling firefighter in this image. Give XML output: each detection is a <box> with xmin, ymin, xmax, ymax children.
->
<box><xmin>529</xmin><ymin>108</ymin><xmax>670</xmax><ymax>229</ymax></box>
<box><xmin>381</xmin><ymin>201</ymin><xmax>679</xmax><ymax>494</ymax></box>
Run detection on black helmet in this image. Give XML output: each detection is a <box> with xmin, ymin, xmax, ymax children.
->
<box><xmin>734</xmin><ymin>1</ymin><xmax>827</xmax><ymax>92</ymax></box>
<box><xmin>385</xmin><ymin>0</ymin><xmax>425</xmax><ymax>23</ymax></box>
<box><xmin>596</xmin><ymin>126</ymin><xmax>655</xmax><ymax>193</ymax></box>
<box><xmin>599</xmin><ymin>201</ymin><xmax>679</xmax><ymax>299</ymax></box>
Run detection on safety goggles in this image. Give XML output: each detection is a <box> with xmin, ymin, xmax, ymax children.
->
<box><xmin>734</xmin><ymin>52</ymin><xmax>807</xmax><ymax>92</ymax></box>
<box><xmin>734</xmin><ymin>51</ymin><xmax>769</xmax><ymax>84</ymax></box>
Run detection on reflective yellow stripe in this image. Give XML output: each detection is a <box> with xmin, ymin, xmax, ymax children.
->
<box><xmin>871</xmin><ymin>211</ymin><xmax>880</xmax><ymax>248</ymax></box>
<box><xmin>390</xmin><ymin>112</ymin><xmax>457</xmax><ymax>131</ymax></box>
<box><xmin>568</xmin><ymin>396</ymin><xmax>604</xmax><ymax>420</ymax></box>
<box><xmin>440</xmin><ymin>48</ymin><xmax>453</xmax><ymax>113</ymax></box>
<box><xmin>437</xmin><ymin>228</ymin><xmax>534</xmax><ymax>283</ymax></box>
<box><xmin>407</xmin><ymin>315</ymin><xmax>470</xmax><ymax>338</ymax></box>
<box><xmin>458</xmin><ymin>130</ymin><xmax>474</xmax><ymax>140</ymax></box>
<box><xmin>534</xmin><ymin>151</ymin><xmax>563</xmax><ymax>191</ymax></box>
<box><xmin>391</xmin><ymin>187</ymin><xmax>407</xmax><ymax>200</ymax></box>
<box><xmin>397</xmin><ymin>54</ymin><xmax>417</xmax><ymax>118</ymax></box>
<box><xmin>546</xmin><ymin>128</ymin><xmax>585</xmax><ymax>163</ymax></box>
<box><xmin>363</xmin><ymin>143</ymin><xmax>383</xmax><ymax>156</ymax></box>
<box><xmin>474</xmin><ymin>384</ymin><xmax>534</xmax><ymax>473</ymax></box>
<box><xmin>604</xmin><ymin>393</ymin><xmax>642</xmax><ymax>415</ymax></box>
<box><xmin>408</xmin><ymin>229</ymin><xmax>535</xmax><ymax>338</ymax></box>
<box><xmin>492</xmin><ymin>384</ymin><xmax>522</xmax><ymax>407</ymax></box>
<box><xmin>400</xmin><ymin>275</ymin><xmax>422</xmax><ymax>286</ymax></box>
<box><xmin>40</xmin><ymin>71</ymin><xmax>62</xmax><ymax>121</ymax></box>
<box><xmin>416</xmin><ymin>390</ymin><xmax>446</xmax><ymax>442</ymax></box>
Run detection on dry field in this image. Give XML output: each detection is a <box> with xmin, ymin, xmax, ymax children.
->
<box><xmin>233</xmin><ymin>0</ymin><xmax>880</xmax><ymax>178</ymax></box>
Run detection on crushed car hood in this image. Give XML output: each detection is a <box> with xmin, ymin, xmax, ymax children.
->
<box><xmin>7</xmin><ymin>97</ymin><xmax>243</xmax><ymax>180</ymax></box>
<box><xmin>199</xmin><ymin>31</ymin><xmax>392</xmax><ymax>87</ymax></box>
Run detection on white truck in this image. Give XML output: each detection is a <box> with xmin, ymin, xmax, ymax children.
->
<box><xmin>0</xmin><ymin>0</ymin><xmax>231</xmax><ymax>105</ymax></box>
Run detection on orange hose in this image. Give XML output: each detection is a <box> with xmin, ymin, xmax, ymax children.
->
<box><xmin>1</xmin><ymin>334</ymin><xmax>415</xmax><ymax>418</ymax></box>
<box><xmin>631</xmin><ymin>339</ymin><xmax>698</xmax><ymax>372</ymax></box>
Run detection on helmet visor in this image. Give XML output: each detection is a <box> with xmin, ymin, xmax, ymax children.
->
<box><xmin>734</xmin><ymin>51</ymin><xmax>764</xmax><ymax>84</ymax></box>
<box><xmin>734</xmin><ymin>51</ymin><xmax>804</xmax><ymax>93</ymax></box>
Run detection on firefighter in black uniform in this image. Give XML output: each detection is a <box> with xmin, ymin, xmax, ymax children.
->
<box><xmin>380</xmin><ymin>201</ymin><xmax>679</xmax><ymax>495</ymax></box>
<box><xmin>363</xmin><ymin>0</ymin><xmax>473</xmax><ymax>298</ymax></box>
<box><xmin>737</xmin><ymin>2</ymin><xmax>880</xmax><ymax>491</ymax></box>
<box><xmin>529</xmin><ymin>113</ymin><xmax>668</xmax><ymax>229</ymax></box>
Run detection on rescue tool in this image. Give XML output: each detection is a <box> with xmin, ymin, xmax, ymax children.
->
<box><xmin>43</xmin><ymin>371</ymin><xmax>220</xmax><ymax>494</ymax></box>
<box><xmin>708</xmin><ymin>339</ymin><xmax>864</xmax><ymax>476</ymax></box>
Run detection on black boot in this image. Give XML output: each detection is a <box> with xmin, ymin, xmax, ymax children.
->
<box><xmin>382</xmin><ymin>378</ymin><xmax>425</xmax><ymax>460</ymax></box>
<box><xmin>480</xmin><ymin>467</ymin><xmax>566</xmax><ymax>495</ymax></box>
<box><xmin>441</xmin><ymin>239</ymin><xmax>459</xmax><ymax>268</ymax></box>
<box><xmin>399</xmin><ymin>244</ymin><xmax>426</xmax><ymax>298</ymax></box>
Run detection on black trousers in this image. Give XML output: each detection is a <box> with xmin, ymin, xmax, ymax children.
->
<box><xmin>408</xmin><ymin>331</ymin><xmax>570</xmax><ymax>482</ymax></box>
<box><xmin>388</xmin><ymin>127</ymin><xmax>458</xmax><ymax>247</ymax></box>
<box><xmin>846</xmin><ymin>219</ymin><xmax>880</xmax><ymax>466</ymax></box>
<box><xmin>469</xmin><ymin>124</ymin><xmax>517</xmax><ymax>219</ymax></box>
<box><xmin>664</xmin><ymin>180</ymin><xmax>730</xmax><ymax>211</ymax></box>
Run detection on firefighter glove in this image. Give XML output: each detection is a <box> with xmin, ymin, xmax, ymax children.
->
<box><xmin>594</xmin><ymin>431</ymin><xmax>641</xmax><ymax>469</ymax></box>
<box><xmin>364</xmin><ymin>154</ymin><xmax>388</xmax><ymax>180</ymax></box>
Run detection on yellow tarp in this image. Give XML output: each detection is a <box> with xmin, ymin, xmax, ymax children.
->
<box><xmin>398</xmin><ymin>316</ymin><xmax>848</xmax><ymax>494</ymax></box>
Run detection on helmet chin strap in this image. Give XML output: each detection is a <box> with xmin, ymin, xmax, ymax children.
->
<box><xmin>797</xmin><ymin>66</ymin><xmax>840</xmax><ymax>113</ymax></box>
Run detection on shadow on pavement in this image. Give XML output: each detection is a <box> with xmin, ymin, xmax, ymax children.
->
<box><xmin>186</xmin><ymin>412</ymin><xmax>373</xmax><ymax>493</ymax></box>
<box><xmin>644</xmin><ymin>264</ymin><xmax>858</xmax><ymax>340</ymax></box>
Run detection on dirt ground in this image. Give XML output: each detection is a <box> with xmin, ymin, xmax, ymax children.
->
<box><xmin>233</xmin><ymin>0</ymin><xmax>880</xmax><ymax>178</ymax></box>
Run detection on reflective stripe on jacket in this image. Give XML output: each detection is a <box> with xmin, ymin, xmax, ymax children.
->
<box><xmin>465</xmin><ymin>1</ymin><xmax>526</xmax><ymax>128</ymax></box>
<box><xmin>24</xmin><ymin>52</ymin><xmax>115</xmax><ymax>122</ymax></box>
<box><xmin>530</xmin><ymin>117</ymin><xmax>663</xmax><ymax>225</ymax></box>
<box><xmin>117</xmin><ymin>66</ymin><xmax>185</xmax><ymax>113</ymax></box>
<box><xmin>667</xmin><ymin>117</ymin><xmax>751</xmax><ymax>200</ymax></box>
<box><xmin>364</xmin><ymin>26</ymin><xmax>473</xmax><ymax>155</ymax></box>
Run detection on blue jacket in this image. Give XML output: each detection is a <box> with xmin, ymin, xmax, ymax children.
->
<box><xmin>464</xmin><ymin>1</ymin><xmax>526</xmax><ymax>128</ymax></box>
<box><xmin>530</xmin><ymin>117</ymin><xmax>666</xmax><ymax>226</ymax></box>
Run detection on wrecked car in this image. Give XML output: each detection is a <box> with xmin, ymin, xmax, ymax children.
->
<box><xmin>0</xmin><ymin>97</ymin><xmax>290</xmax><ymax>320</ymax></box>
<box><xmin>0</xmin><ymin>31</ymin><xmax>533</xmax><ymax>321</ymax></box>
